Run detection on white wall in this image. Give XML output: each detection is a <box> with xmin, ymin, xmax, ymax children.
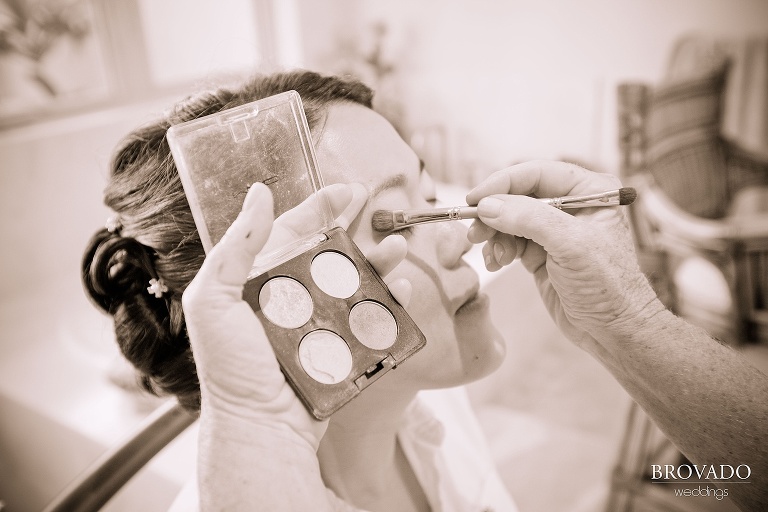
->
<box><xmin>0</xmin><ymin>102</ymin><xmax>174</xmax><ymax>300</ymax></box>
<box><xmin>298</xmin><ymin>0</ymin><xmax>768</xmax><ymax>183</ymax></box>
<box><xmin>138</xmin><ymin>0</ymin><xmax>262</xmax><ymax>86</ymax></box>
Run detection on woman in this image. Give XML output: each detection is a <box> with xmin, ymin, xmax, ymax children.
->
<box><xmin>82</xmin><ymin>70</ymin><xmax>516</xmax><ymax>511</ymax></box>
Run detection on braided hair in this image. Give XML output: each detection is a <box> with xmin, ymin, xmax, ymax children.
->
<box><xmin>81</xmin><ymin>71</ymin><xmax>374</xmax><ymax>411</ymax></box>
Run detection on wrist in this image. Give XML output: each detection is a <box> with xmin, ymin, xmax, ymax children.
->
<box><xmin>601</xmin><ymin>269</ymin><xmax>669</xmax><ymax>340</ymax></box>
<box><xmin>199</xmin><ymin>404</ymin><xmax>318</xmax><ymax>453</ymax></box>
<box><xmin>594</xmin><ymin>296</ymin><xmax>678</xmax><ymax>354</ymax></box>
<box><xmin>198</xmin><ymin>378</ymin><xmax>327</xmax><ymax>449</ymax></box>
<box><xmin>197</xmin><ymin>402</ymin><xmax>332</xmax><ymax>511</ymax></box>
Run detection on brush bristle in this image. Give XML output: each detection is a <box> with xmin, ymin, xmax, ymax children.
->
<box><xmin>371</xmin><ymin>210</ymin><xmax>396</xmax><ymax>232</ymax></box>
<box><xmin>619</xmin><ymin>187</ymin><xmax>637</xmax><ymax>205</ymax></box>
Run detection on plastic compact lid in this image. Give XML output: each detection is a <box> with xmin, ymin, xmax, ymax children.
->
<box><xmin>167</xmin><ymin>91</ymin><xmax>334</xmax><ymax>273</ymax></box>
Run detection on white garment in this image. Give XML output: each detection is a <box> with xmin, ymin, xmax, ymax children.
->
<box><xmin>395</xmin><ymin>387</ymin><xmax>519</xmax><ymax>512</ymax></box>
<box><xmin>170</xmin><ymin>386</ymin><xmax>517</xmax><ymax>511</ymax></box>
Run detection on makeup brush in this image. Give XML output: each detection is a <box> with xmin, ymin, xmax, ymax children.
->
<box><xmin>372</xmin><ymin>187</ymin><xmax>637</xmax><ymax>233</ymax></box>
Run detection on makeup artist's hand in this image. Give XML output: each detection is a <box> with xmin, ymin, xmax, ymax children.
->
<box><xmin>465</xmin><ymin>160</ymin><xmax>664</xmax><ymax>354</ymax></box>
<box><xmin>465</xmin><ymin>165</ymin><xmax>768</xmax><ymax>512</ymax></box>
<box><xmin>183</xmin><ymin>182</ymin><xmax>410</xmax><ymax>449</ymax></box>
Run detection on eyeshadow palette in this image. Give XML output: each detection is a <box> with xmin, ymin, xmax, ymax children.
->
<box><xmin>167</xmin><ymin>91</ymin><xmax>426</xmax><ymax>419</ymax></box>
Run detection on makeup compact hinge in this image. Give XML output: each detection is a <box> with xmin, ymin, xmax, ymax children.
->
<box><xmin>220</xmin><ymin>108</ymin><xmax>258</xmax><ymax>142</ymax></box>
<box><xmin>354</xmin><ymin>355</ymin><xmax>395</xmax><ymax>390</ymax></box>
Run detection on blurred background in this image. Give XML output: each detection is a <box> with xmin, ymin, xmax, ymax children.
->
<box><xmin>1</xmin><ymin>0</ymin><xmax>767</xmax><ymax>511</ymax></box>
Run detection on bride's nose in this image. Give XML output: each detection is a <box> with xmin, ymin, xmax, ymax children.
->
<box><xmin>436</xmin><ymin>221</ymin><xmax>473</xmax><ymax>268</ymax></box>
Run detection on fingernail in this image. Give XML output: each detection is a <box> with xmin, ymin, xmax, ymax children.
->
<box><xmin>478</xmin><ymin>197</ymin><xmax>504</xmax><ymax>219</ymax></box>
<box><xmin>484</xmin><ymin>252</ymin><xmax>493</xmax><ymax>267</ymax></box>
<box><xmin>493</xmin><ymin>242</ymin><xmax>505</xmax><ymax>264</ymax></box>
<box><xmin>243</xmin><ymin>183</ymin><xmax>266</xmax><ymax>211</ymax></box>
<box><xmin>467</xmin><ymin>223</ymin><xmax>479</xmax><ymax>242</ymax></box>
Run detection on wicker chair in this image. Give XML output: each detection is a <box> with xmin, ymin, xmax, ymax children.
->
<box><xmin>617</xmin><ymin>66</ymin><xmax>768</xmax><ymax>346</ymax></box>
<box><xmin>607</xmin><ymin>36</ymin><xmax>768</xmax><ymax>512</ymax></box>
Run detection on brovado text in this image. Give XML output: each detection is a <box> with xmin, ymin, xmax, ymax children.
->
<box><xmin>651</xmin><ymin>464</ymin><xmax>751</xmax><ymax>481</ymax></box>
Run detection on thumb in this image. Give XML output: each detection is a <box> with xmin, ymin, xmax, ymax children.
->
<box><xmin>198</xmin><ymin>183</ymin><xmax>275</xmax><ymax>288</ymax></box>
<box><xmin>329</xmin><ymin>182</ymin><xmax>368</xmax><ymax>231</ymax></box>
<box><xmin>476</xmin><ymin>194</ymin><xmax>579</xmax><ymax>254</ymax></box>
<box><xmin>266</xmin><ymin>183</ymin><xmax>367</xmax><ymax>251</ymax></box>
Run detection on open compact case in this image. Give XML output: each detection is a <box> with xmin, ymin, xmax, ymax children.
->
<box><xmin>167</xmin><ymin>91</ymin><xmax>426</xmax><ymax>419</ymax></box>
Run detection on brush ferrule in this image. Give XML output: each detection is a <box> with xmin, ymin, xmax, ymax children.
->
<box><xmin>395</xmin><ymin>208</ymin><xmax>453</xmax><ymax>229</ymax></box>
<box><xmin>448</xmin><ymin>206</ymin><xmax>463</xmax><ymax>220</ymax></box>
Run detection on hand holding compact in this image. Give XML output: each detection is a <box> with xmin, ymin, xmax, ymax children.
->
<box><xmin>465</xmin><ymin>160</ymin><xmax>663</xmax><ymax>352</ymax></box>
<box><xmin>183</xmin><ymin>182</ymin><xmax>409</xmax><ymax>448</ymax></box>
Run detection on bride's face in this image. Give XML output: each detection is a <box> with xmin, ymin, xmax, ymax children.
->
<box><xmin>314</xmin><ymin>102</ymin><xmax>506</xmax><ymax>391</ymax></box>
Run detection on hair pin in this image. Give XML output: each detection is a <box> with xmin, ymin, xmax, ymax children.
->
<box><xmin>147</xmin><ymin>278</ymin><xmax>169</xmax><ymax>298</ymax></box>
<box><xmin>105</xmin><ymin>216</ymin><xmax>122</xmax><ymax>233</ymax></box>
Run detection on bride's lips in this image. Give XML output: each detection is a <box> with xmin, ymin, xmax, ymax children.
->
<box><xmin>456</xmin><ymin>292</ymin><xmax>489</xmax><ymax>316</ymax></box>
<box><xmin>454</xmin><ymin>282</ymin><xmax>487</xmax><ymax>315</ymax></box>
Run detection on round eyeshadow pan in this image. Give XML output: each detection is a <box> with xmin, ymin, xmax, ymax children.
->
<box><xmin>310</xmin><ymin>251</ymin><xmax>360</xmax><ymax>299</ymax></box>
<box><xmin>298</xmin><ymin>330</ymin><xmax>353</xmax><ymax>384</ymax></box>
<box><xmin>349</xmin><ymin>301</ymin><xmax>398</xmax><ymax>350</ymax></box>
<box><xmin>258</xmin><ymin>277</ymin><xmax>313</xmax><ymax>329</ymax></box>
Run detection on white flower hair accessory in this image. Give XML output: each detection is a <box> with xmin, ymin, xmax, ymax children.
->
<box><xmin>147</xmin><ymin>278</ymin><xmax>169</xmax><ymax>298</ymax></box>
<box><xmin>105</xmin><ymin>216</ymin><xmax>122</xmax><ymax>233</ymax></box>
